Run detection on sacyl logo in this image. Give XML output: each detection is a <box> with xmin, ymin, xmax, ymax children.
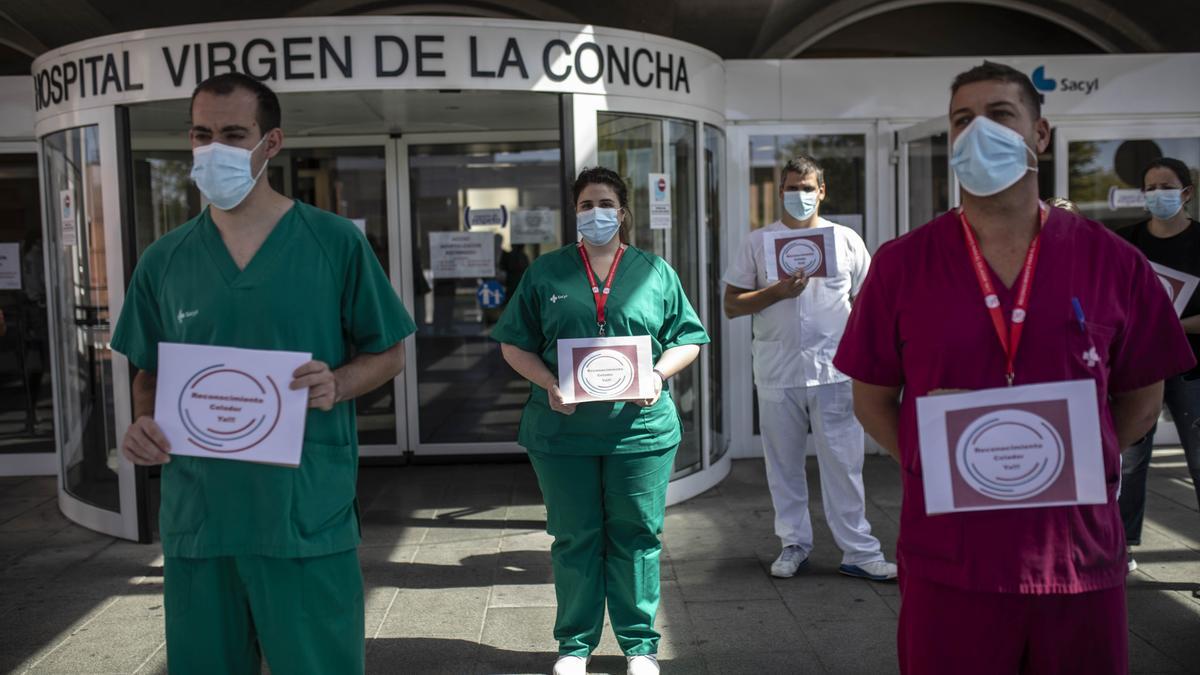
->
<box><xmin>549</xmin><ymin>294</ymin><xmax>568</xmax><ymax>304</ymax></box>
<box><xmin>177</xmin><ymin>309</ymin><xmax>199</xmax><ymax>323</ymax></box>
<box><xmin>1032</xmin><ymin>65</ymin><xmax>1099</xmax><ymax>95</ymax></box>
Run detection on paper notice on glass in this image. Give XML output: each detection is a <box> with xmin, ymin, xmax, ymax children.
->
<box><xmin>824</xmin><ymin>214</ymin><xmax>864</xmax><ymax>232</ymax></box>
<box><xmin>649</xmin><ymin>173</ymin><xmax>672</xmax><ymax>230</ymax></box>
<box><xmin>557</xmin><ymin>335</ymin><xmax>655</xmax><ymax>404</ymax></box>
<box><xmin>1150</xmin><ymin>262</ymin><xmax>1199</xmax><ymax>317</ymax></box>
<box><xmin>154</xmin><ymin>343</ymin><xmax>311</xmax><ymax>467</ymax></box>
<box><xmin>916</xmin><ymin>379</ymin><xmax>1106</xmax><ymax>515</ymax></box>
<box><xmin>762</xmin><ymin>226</ymin><xmax>840</xmax><ymax>281</ymax></box>
<box><xmin>429</xmin><ymin>231</ymin><xmax>496</xmax><ymax>279</ymax></box>
<box><xmin>60</xmin><ymin>189</ymin><xmax>77</xmax><ymax>246</ymax></box>
<box><xmin>511</xmin><ymin>208</ymin><xmax>559</xmax><ymax>245</ymax></box>
<box><xmin>351</xmin><ymin>218</ymin><xmax>367</xmax><ymax>234</ymax></box>
<box><xmin>0</xmin><ymin>243</ymin><xmax>20</xmax><ymax>290</ymax></box>
<box><xmin>1107</xmin><ymin>186</ymin><xmax>1145</xmax><ymax>210</ymax></box>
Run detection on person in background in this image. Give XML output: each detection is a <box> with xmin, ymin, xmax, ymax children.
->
<box><xmin>1117</xmin><ymin>157</ymin><xmax>1200</xmax><ymax>573</ymax></box>
<box><xmin>492</xmin><ymin>167</ymin><xmax>708</xmax><ymax>675</ymax></box>
<box><xmin>835</xmin><ymin>61</ymin><xmax>1193</xmax><ymax>674</ymax></box>
<box><xmin>722</xmin><ymin>154</ymin><xmax>896</xmax><ymax>582</ymax></box>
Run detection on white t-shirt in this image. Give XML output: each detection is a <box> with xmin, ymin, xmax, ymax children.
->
<box><xmin>722</xmin><ymin>218</ymin><xmax>871</xmax><ymax>389</ymax></box>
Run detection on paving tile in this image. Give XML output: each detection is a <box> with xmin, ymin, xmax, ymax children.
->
<box><xmin>799</xmin><ymin>618</ymin><xmax>898</xmax><ymax>674</ymax></box>
<box><xmin>705</xmin><ymin>651</ymin><xmax>825</xmax><ymax>674</ymax></box>
<box><xmin>775</xmin><ymin>573</ymin><xmax>898</xmax><ymax>621</ymax></box>
<box><xmin>673</xmin><ymin>557</ymin><xmax>779</xmax><ymax>602</ymax></box>
<box><xmin>374</xmin><ymin>587</ymin><xmax>491</xmax><ymax>641</ymax></box>
<box><xmin>23</xmin><ymin>617</ymin><xmax>164</xmax><ymax>674</ymax></box>
<box><xmin>685</xmin><ymin>600</ymin><xmax>808</xmax><ymax>657</ymax></box>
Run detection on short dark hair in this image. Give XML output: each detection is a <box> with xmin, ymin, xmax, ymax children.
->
<box><xmin>1142</xmin><ymin>157</ymin><xmax>1194</xmax><ymax>190</ymax></box>
<box><xmin>573</xmin><ymin>166</ymin><xmax>629</xmax><ymax>208</ymax></box>
<box><xmin>190</xmin><ymin>72</ymin><xmax>282</xmax><ymax>133</ymax></box>
<box><xmin>780</xmin><ymin>154</ymin><xmax>824</xmax><ymax>187</ymax></box>
<box><xmin>951</xmin><ymin>61</ymin><xmax>1042</xmax><ymax>119</ymax></box>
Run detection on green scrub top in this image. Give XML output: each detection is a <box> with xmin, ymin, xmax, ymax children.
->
<box><xmin>111</xmin><ymin>202</ymin><xmax>415</xmax><ymax>559</ymax></box>
<box><xmin>491</xmin><ymin>244</ymin><xmax>709</xmax><ymax>455</ymax></box>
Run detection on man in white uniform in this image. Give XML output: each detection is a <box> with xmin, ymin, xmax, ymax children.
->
<box><xmin>723</xmin><ymin>155</ymin><xmax>897</xmax><ymax>581</ymax></box>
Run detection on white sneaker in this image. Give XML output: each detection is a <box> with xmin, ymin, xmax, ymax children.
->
<box><xmin>553</xmin><ymin>655</ymin><xmax>588</xmax><ymax>675</ymax></box>
<box><xmin>839</xmin><ymin>560</ymin><xmax>898</xmax><ymax>581</ymax></box>
<box><xmin>1127</xmin><ymin>551</ymin><xmax>1138</xmax><ymax>574</ymax></box>
<box><xmin>627</xmin><ymin>654</ymin><xmax>660</xmax><ymax>675</ymax></box>
<box><xmin>770</xmin><ymin>545</ymin><xmax>810</xmax><ymax>578</ymax></box>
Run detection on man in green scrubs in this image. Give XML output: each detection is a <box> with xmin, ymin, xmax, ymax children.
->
<box><xmin>111</xmin><ymin>73</ymin><xmax>414</xmax><ymax>674</ymax></box>
<box><xmin>493</xmin><ymin>168</ymin><xmax>709</xmax><ymax>675</ymax></box>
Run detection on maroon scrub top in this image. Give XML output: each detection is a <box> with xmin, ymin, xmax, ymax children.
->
<box><xmin>834</xmin><ymin>206</ymin><xmax>1195</xmax><ymax>594</ymax></box>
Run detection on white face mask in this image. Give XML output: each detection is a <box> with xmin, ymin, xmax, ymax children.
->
<box><xmin>950</xmin><ymin>116</ymin><xmax>1038</xmax><ymax>197</ymax></box>
<box><xmin>190</xmin><ymin>135</ymin><xmax>270</xmax><ymax>211</ymax></box>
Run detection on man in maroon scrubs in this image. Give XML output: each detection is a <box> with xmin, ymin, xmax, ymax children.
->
<box><xmin>834</xmin><ymin>61</ymin><xmax>1194</xmax><ymax>674</ymax></box>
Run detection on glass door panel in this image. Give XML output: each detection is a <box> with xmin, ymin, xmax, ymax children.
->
<box><xmin>704</xmin><ymin>124</ymin><xmax>727</xmax><ymax>464</ymax></box>
<box><xmin>749</xmin><ymin>133</ymin><xmax>868</xmax><ymax>236</ymax></box>
<box><xmin>744</xmin><ymin>132</ymin><xmax>868</xmax><ymax>437</ymax></box>
<box><xmin>0</xmin><ymin>153</ymin><xmax>54</xmax><ymax>464</ymax></box>
<box><xmin>1066</xmin><ymin>136</ymin><xmax>1200</xmax><ymax>230</ymax></box>
<box><xmin>407</xmin><ymin>141</ymin><xmax>562</xmax><ymax>447</ymax></box>
<box><xmin>43</xmin><ymin>125</ymin><xmax>120</xmax><ymax>511</ymax></box>
<box><xmin>597</xmin><ymin>112</ymin><xmax>702</xmax><ymax>476</ymax></box>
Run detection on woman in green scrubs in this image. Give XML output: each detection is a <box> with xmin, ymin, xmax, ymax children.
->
<box><xmin>492</xmin><ymin>167</ymin><xmax>709</xmax><ymax>675</ymax></box>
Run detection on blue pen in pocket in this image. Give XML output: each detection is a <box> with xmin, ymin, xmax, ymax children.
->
<box><xmin>1071</xmin><ymin>297</ymin><xmax>1086</xmax><ymax>333</ymax></box>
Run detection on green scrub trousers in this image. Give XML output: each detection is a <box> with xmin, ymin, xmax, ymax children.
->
<box><xmin>164</xmin><ymin>549</ymin><xmax>364</xmax><ymax>675</ymax></box>
<box><xmin>528</xmin><ymin>446</ymin><xmax>676</xmax><ymax>657</ymax></box>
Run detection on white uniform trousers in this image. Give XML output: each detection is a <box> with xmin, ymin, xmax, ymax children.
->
<box><xmin>758</xmin><ymin>381</ymin><xmax>883</xmax><ymax>565</ymax></box>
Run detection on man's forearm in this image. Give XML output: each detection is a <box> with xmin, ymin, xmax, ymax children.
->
<box><xmin>132</xmin><ymin>371</ymin><xmax>157</xmax><ymax>419</ymax></box>
<box><xmin>1181</xmin><ymin>315</ymin><xmax>1200</xmax><ymax>335</ymax></box>
<box><xmin>1111</xmin><ymin>381</ymin><xmax>1165</xmax><ymax>448</ymax></box>
<box><xmin>725</xmin><ymin>288</ymin><xmax>780</xmax><ymax>318</ymax></box>
<box><xmin>333</xmin><ymin>342</ymin><xmax>406</xmax><ymax>404</ymax></box>
<box><xmin>851</xmin><ymin>381</ymin><xmax>902</xmax><ymax>462</ymax></box>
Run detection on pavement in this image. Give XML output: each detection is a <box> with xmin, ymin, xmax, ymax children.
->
<box><xmin>1</xmin><ymin>453</ymin><xmax>1198</xmax><ymax>674</ymax></box>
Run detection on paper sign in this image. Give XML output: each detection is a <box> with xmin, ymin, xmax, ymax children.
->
<box><xmin>916</xmin><ymin>380</ymin><xmax>1106</xmax><ymax>515</ymax></box>
<box><xmin>1107</xmin><ymin>186</ymin><xmax>1145</xmax><ymax>210</ymax></box>
<box><xmin>154</xmin><ymin>343</ymin><xmax>311</xmax><ymax>467</ymax></box>
<box><xmin>1150</xmin><ymin>262</ymin><xmax>1200</xmax><ymax>317</ymax></box>
<box><xmin>649</xmin><ymin>173</ymin><xmax>672</xmax><ymax>230</ymax></box>
<box><xmin>511</xmin><ymin>208</ymin><xmax>559</xmax><ymax>245</ymax></box>
<box><xmin>557</xmin><ymin>335</ymin><xmax>655</xmax><ymax>404</ymax></box>
<box><xmin>60</xmin><ymin>189</ymin><xmax>77</xmax><ymax>246</ymax></box>
<box><xmin>465</xmin><ymin>206</ymin><xmax>508</xmax><ymax>228</ymax></box>
<box><xmin>762</xmin><ymin>226</ymin><xmax>840</xmax><ymax>281</ymax></box>
<box><xmin>429</xmin><ymin>231</ymin><xmax>496</xmax><ymax>279</ymax></box>
<box><xmin>351</xmin><ymin>218</ymin><xmax>367</xmax><ymax>234</ymax></box>
<box><xmin>0</xmin><ymin>243</ymin><xmax>20</xmax><ymax>290</ymax></box>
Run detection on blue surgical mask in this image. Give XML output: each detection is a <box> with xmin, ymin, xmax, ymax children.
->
<box><xmin>950</xmin><ymin>116</ymin><xmax>1038</xmax><ymax>197</ymax></box>
<box><xmin>1144</xmin><ymin>188</ymin><xmax>1185</xmax><ymax>220</ymax></box>
<box><xmin>783</xmin><ymin>190</ymin><xmax>819</xmax><ymax>221</ymax></box>
<box><xmin>191</xmin><ymin>135</ymin><xmax>269</xmax><ymax>211</ymax></box>
<box><xmin>577</xmin><ymin>207</ymin><xmax>621</xmax><ymax>245</ymax></box>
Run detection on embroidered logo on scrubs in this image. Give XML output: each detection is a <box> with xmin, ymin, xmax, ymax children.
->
<box><xmin>1082</xmin><ymin>347</ymin><xmax>1100</xmax><ymax>368</ymax></box>
<box><xmin>176</xmin><ymin>309</ymin><xmax>199</xmax><ymax>324</ymax></box>
<box><xmin>549</xmin><ymin>294</ymin><xmax>568</xmax><ymax>304</ymax></box>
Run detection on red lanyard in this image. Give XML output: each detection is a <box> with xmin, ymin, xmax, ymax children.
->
<box><xmin>578</xmin><ymin>243</ymin><xmax>627</xmax><ymax>336</ymax></box>
<box><xmin>959</xmin><ymin>205</ymin><xmax>1048</xmax><ymax>387</ymax></box>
